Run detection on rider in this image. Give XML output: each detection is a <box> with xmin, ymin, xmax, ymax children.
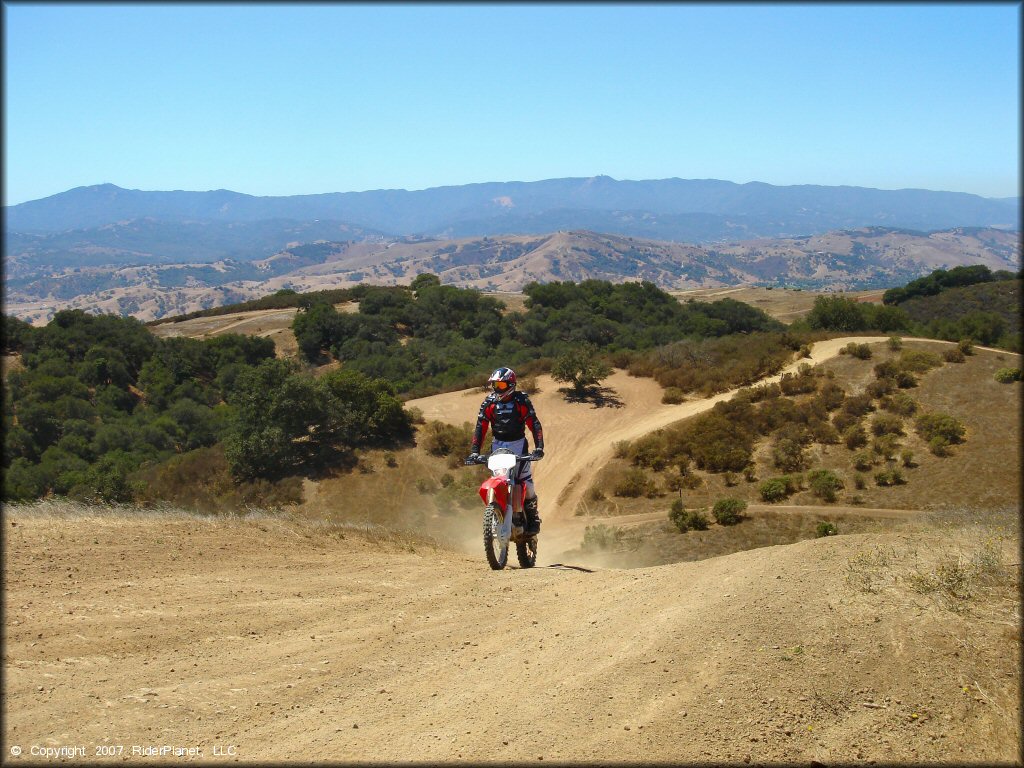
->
<box><xmin>467</xmin><ymin>367</ymin><xmax>545</xmax><ymax>535</ymax></box>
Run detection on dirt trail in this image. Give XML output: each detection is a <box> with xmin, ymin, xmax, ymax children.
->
<box><xmin>408</xmin><ymin>336</ymin><xmax>955</xmax><ymax>523</ymax></box>
<box><xmin>3</xmin><ymin>508</ymin><xmax>1017</xmax><ymax>763</ymax></box>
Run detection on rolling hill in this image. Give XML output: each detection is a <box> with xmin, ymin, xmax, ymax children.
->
<box><xmin>6</xmin><ymin>227</ymin><xmax>1020</xmax><ymax>325</ymax></box>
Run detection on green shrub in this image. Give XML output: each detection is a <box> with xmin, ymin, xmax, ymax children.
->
<box><xmin>866</xmin><ymin>378</ymin><xmax>897</xmax><ymax>399</ymax></box>
<box><xmin>853</xmin><ymin>473</ymin><xmax>866</xmax><ymax>490</ymax></box>
<box><xmin>629</xmin><ymin>433</ymin><xmax>665</xmax><ymax>469</ymax></box>
<box><xmin>842</xmin><ymin>394</ymin><xmax>875</xmax><ymax>417</ymax></box>
<box><xmin>810</xmin><ymin>420</ymin><xmax>840</xmax><ymax>445</ymax></box>
<box><xmin>661</xmin><ymin>387</ymin><xmax>686</xmax><ymax>405</ymax></box>
<box><xmin>870</xmin><ymin>413</ymin><xmax>904</xmax><ymax>436</ymax></box>
<box><xmin>420</xmin><ymin>420</ymin><xmax>472</xmax><ymax>457</ymax></box>
<box><xmin>957</xmin><ymin>338</ymin><xmax>974</xmax><ymax>355</ymax></box>
<box><xmin>901</xmin><ymin>449</ymin><xmax>915</xmax><ymax>468</ymax></box>
<box><xmin>669</xmin><ymin>498</ymin><xmax>689</xmax><ymax>532</ymax></box>
<box><xmin>881</xmin><ymin>392</ymin><xmax>918</xmax><ymax>416</ymax></box>
<box><xmin>760</xmin><ymin>476</ymin><xmax>797</xmax><ymax>502</ymax></box>
<box><xmin>816</xmin><ymin>380</ymin><xmax>846</xmax><ymax>410</ymax></box>
<box><xmin>712</xmin><ymin>498</ymin><xmax>747</xmax><ymax>525</ymax></box>
<box><xmin>808</xmin><ymin>469</ymin><xmax>843</xmax><ymax>503</ymax></box>
<box><xmin>614</xmin><ymin>467</ymin><xmax>655</xmax><ymax>498</ymax></box>
<box><xmin>894</xmin><ymin>370</ymin><xmax>918</xmax><ymax>389</ymax></box>
<box><xmin>815</xmin><ymin>521</ymin><xmax>839</xmax><ymax>537</ymax></box>
<box><xmin>612</xmin><ymin>440</ymin><xmax>631</xmax><ymax>458</ymax></box>
<box><xmin>872</xmin><ymin>434</ymin><xmax>901</xmax><ymax>461</ymax></box>
<box><xmin>384</xmin><ymin>453</ymin><xmax>398</xmax><ymax>468</ymax></box>
<box><xmin>874</xmin><ymin>360</ymin><xmax>900</xmax><ymax>379</ymax></box>
<box><xmin>843</xmin><ymin>425</ymin><xmax>868</xmax><ymax>449</ymax></box>
<box><xmin>772</xmin><ymin>437</ymin><xmax>808</xmax><ymax>472</ymax></box>
<box><xmin>928</xmin><ymin>436</ymin><xmax>951</xmax><ymax>457</ymax></box>
<box><xmin>943</xmin><ymin>348</ymin><xmax>965</xmax><ymax>363</ymax></box>
<box><xmin>518</xmin><ymin>374</ymin><xmax>539</xmax><ymax>394</ymax></box>
<box><xmin>832</xmin><ymin>409</ymin><xmax>859</xmax><ymax>433</ymax></box>
<box><xmin>779</xmin><ymin>370</ymin><xmax>817</xmax><ymax>396</ymax></box>
<box><xmin>994</xmin><ymin>367</ymin><xmax>1021</xmax><ymax>383</ymax></box>
<box><xmin>843</xmin><ymin>342</ymin><xmax>872</xmax><ymax>360</ymax></box>
<box><xmin>915</xmin><ymin>412</ymin><xmax>966</xmax><ymax>445</ymax></box>
<box><xmin>684</xmin><ymin>509</ymin><xmax>710</xmax><ymax>531</ymax></box>
<box><xmin>898</xmin><ymin>348</ymin><xmax>943</xmax><ymax>373</ymax></box>
<box><xmin>748</xmin><ymin>382</ymin><xmax>781</xmax><ymax>402</ymax></box>
<box><xmin>669</xmin><ymin>500</ymin><xmax>710</xmax><ymax>533</ymax></box>
<box><xmin>887</xmin><ymin>336</ymin><xmax>903</xmax><ymax>351</ymax></box>
<box><xmin>853</xmin><ymin>451</ymin><xmax>874</xmax><ymax>472</ymax></box>
<box><xmin>875</xmin><ymin>468</ymin><xmax>906</xmax><ymax>486</ymax></box>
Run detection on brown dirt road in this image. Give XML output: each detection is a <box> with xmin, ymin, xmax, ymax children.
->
<box><xmin>3</xmin><ymin>506</ymin><xmax>1019</xmax><ymax>764</ymax></box>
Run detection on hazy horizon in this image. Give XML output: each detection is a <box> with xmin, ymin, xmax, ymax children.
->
<box><xmin>9</xmin><ymin>175</ymin><xmax>1021</xmax><ymax>207</ymax></box>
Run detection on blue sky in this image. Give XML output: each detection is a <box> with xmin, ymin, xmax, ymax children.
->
<box><xmin>3</xmin><ymin>2</ymin><xmax>1020</xmax><ymax>205</ymax></box>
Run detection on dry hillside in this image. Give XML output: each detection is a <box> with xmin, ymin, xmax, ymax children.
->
<box><xmin>7</xmin><ymin>227</ymin><xmax>1017</xmax><ymax>324</ymax></box>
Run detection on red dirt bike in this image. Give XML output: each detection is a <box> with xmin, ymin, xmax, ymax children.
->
<box><xmin>465</xmin><ymin>449</ymin><xmax>540</xmax><ymax>570</ymax></box>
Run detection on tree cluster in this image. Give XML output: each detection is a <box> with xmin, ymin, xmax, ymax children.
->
<box><xmin>291</xmin><ymin>276</ymin><xmax>786</xmax><ymax>398</ymax></box>
<box><xmin>3</xmin><ymin>309</ymin><xmax>408</xmax><ymax>503</ymax></box>
<box><xmin>881</xmin><ymin>265</ymin><xmax>1016</xmax><ymax>305</ymax></box>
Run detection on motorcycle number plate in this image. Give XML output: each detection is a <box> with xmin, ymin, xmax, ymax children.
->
<box><xmin>487</xmin><ymin>453</ymin><xmax>517</xmax><ymax>472</ymax></box>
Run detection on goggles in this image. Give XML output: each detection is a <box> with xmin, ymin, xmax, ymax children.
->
<box><xmin>492</xmin><ymin>380</ymin><xmax>511</xmax><ymax>391</ymax></box>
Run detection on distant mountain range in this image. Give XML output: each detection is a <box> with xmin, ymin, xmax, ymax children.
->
<box><xmin>5</xmin><ymin>177</ymin><xmax>1020</xmax><ymax>245</ymax></box>
<box><xmin>3</xmin><ymin>177</ymin><xmax>1020</xmax><ymax>325</ymax></box>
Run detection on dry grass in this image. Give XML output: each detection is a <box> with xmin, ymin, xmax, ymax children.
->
<box><xmin>588</xmin><ymin>342</ymin><xmax>1021</xmax><ymax>515</ymax></box>
<box><xmin>562</xmin><ymin>507</ymin><xmax>916</xmax><ymax>568</ymax></box>
<box><xmin>844</xmin><ymin>505</ymin><xmax>1020</xmax><ymax>607</ymax></box>
<box><xmin>1</xmin><ymin>353</ymin><xmax>25</xmax><ymax>380</ymax></box>
<box><xmin>4</xmin><ymin>497</ymin><xmax>450</xmax><ymax>554</ymax></box>
<box><xmin>291</xmin><ymin>439</ymin><xmax>485</xmax><ymax>554</ymax></box>
<box><xmin>667</xmin><ymin>286</ymin><xmax>883</xmax><ymax>322</ymax></box>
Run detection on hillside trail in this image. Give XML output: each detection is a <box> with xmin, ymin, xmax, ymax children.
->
<box><xmin>407</xmin><ymin>336</ymin><xmax>960</xmax><ymax>551</ymax></box>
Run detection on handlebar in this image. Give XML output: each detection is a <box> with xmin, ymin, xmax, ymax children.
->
<box><xmin>464</xmin><ymin>453</ymin><xmax>541</xmax><ymax>466</ymax></box>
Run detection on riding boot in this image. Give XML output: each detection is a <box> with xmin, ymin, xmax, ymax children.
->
<box><xmin>524</xmin><ymin>497</ymin><xmax>541</xmax><ymax>535</ymax></box>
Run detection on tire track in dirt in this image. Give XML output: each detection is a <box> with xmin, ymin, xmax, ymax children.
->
<box><xmin>4</xmin><ymin>508</ymin><xmax>1017</xmax><ymax>762</ymax></box>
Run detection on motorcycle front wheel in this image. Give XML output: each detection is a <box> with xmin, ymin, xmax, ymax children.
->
<box><xmin>483</xmin><ymin>504</ymin><xmax>508</xmax><ymax>570</ymax></box>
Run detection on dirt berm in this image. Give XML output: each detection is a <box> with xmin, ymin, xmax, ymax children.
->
<box><xmin>3</xmin><ymin>505</ymin><xmax>1019</xmax><ymax>763</ymax></box>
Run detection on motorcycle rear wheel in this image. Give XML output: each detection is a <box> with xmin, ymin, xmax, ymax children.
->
<box><xmin>516</xmin><ymin>537</ymin><xmax>537</xmax><ymax>568</ymax></box>
<box><xmin>483</xmin><ymin>504</ymin><xmax>508</xmax><ymax>570</ymax></box>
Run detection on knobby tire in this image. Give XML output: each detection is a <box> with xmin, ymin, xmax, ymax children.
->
<box><xmin>483</xmin><ymin>504</ymin><xmax>507</xmax><ymax>570</ymax></box>
<box><xmin>516</xmin><ymin>538</ymin><xmax>537</xmax><ymax>568</ymax></box>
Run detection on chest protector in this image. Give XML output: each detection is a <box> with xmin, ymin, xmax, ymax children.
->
<box><xmin>490</xmin><ymin>397</ymin><xmax>527</xmax><ymax>441</ymax></box>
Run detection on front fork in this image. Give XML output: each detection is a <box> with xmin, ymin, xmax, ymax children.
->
<box><xmin>487</xmin><ymin>482</ymin><xmax>521</xmax><ymax>546</ymax></box>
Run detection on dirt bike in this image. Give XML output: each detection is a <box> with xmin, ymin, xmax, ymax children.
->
<box><xmin>465</xmin><ymin>449</ymin><xmax>540</xmax><ymax>570</ymax></box>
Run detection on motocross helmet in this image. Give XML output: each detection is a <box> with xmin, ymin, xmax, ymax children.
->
<box><xmin>488</xmin><ymin>367</ymin><xmax>517</xmax><ymax>401</ymax></box>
